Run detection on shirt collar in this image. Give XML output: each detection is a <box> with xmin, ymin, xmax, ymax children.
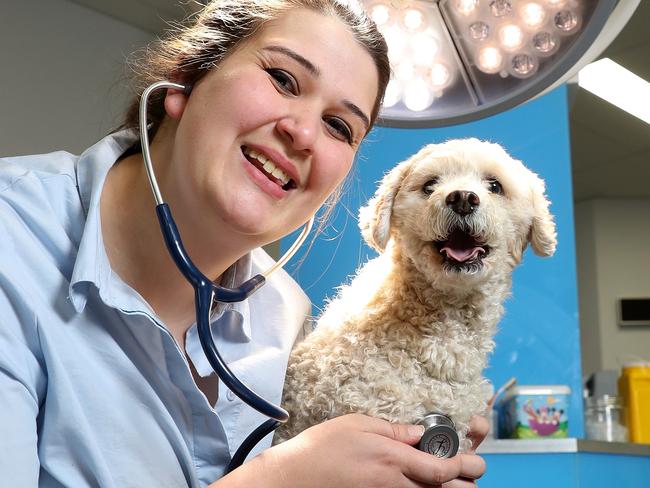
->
<box><xmin>212</xmin><ymin>252</ymin><xmax>253</xmax><ymax>342</ymax></box>
<box><xmin>69</xmin><ymin>130</ymin><xmax>141</xmax><ymax>312</ymax></box>
<box><xmin>69</xmin><ymin>130</ymin><xmax>255</xmax><ymax>368</ymax></box>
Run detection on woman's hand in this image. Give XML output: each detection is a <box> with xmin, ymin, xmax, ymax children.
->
<box><xmin>214</xmin><ymin>413</ymin><xmax>485</xmax><ymax>488</ymax></box>
<box><xmin>442</xmin><ymin>415</ymin><xmax>489</xmax><ymax>488</ymax></box>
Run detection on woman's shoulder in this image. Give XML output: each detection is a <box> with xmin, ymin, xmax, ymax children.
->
<box><xmin>0</xmin><ymin>150</ymin><xmax>80</xmax><ymax>222</ymax></box>
<box><xmin>0</xmin><ymin>149</ymin><xmax>78</xmax><ymax>188</ymax></box>
<box><xmin>0</xmin><ymin>150</ymin><xmax>84</xmax><ymax>283</ymax></box>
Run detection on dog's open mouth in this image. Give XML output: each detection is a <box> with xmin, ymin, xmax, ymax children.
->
<box><xmin>434</xmin><ymin>228</ymin><xmax>490</xmax><ymax>271</ymax></box>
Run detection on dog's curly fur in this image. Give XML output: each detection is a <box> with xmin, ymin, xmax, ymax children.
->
<box><xmin>274</xmin><ymin>139</ymin><xmax>557</xmax><ymax>450</ymax></box>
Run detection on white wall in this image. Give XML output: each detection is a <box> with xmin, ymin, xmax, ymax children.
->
<box><xmin>576</xmin><ymin>199</ymin><xmax>650</xmax><ymax>376</ymax></box>
<box><xmin>0</xmin><ymin>0</ymin><xmax>282</xmax><ymax>259</ymax></box>
<box><xmin>1</xmin><ymin>0</ymin><xmax>153</xmax><ymax>156</ymax></box>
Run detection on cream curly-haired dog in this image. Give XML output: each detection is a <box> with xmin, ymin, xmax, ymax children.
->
<box><xmin>275</xmin><ymin>138</ymin><xmax>557</xmax><ymax>450</ymax></box>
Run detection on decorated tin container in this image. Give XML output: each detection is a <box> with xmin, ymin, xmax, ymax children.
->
<box><xmin>499</xmin><ymin>385</ymin><xmax>571</xmax><ymax>439</ymax></box>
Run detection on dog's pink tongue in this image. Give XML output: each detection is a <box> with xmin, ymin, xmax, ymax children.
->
<box><xmin>441</xmin><ymin>246</ymin><xmax>484</xmax><ymax>262</ymax></box>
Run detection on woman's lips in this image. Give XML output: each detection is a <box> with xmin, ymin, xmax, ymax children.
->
<box><xmin>241</xmin><ymin>150</ymin><xmax>290</xmax><ymax>200</ymax></box>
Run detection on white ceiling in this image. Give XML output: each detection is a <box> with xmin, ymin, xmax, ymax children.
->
<box><xmin>568</xmin><ymin>0</ymin><xmax>650</xmax><ymax>202</ymax></box>
<box><xmin>70</xmin><ymin>0</ymin><xmax>650</xmax><ymax>202</ymax></box>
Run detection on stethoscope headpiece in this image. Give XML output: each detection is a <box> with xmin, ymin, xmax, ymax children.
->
<box><xmin>416</xmin><ymin>412</ymin><xmax>460</xmax><ymax>458</ymax></box>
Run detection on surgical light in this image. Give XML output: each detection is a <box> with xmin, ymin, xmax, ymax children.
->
<box><xmin>469</xmin><ymin>20</ymin><xmax>490</xmax><ymax>40</ymax></box>
<box><xmin>477</xmin><ymin>46</ymin><xmax>504</xmax><ymax>73</ymax></box>
<box><xmin>520</xmin><ymin>3</ymin><xmax>546</xmax><ymax>27</ymax></box>
<box><xmin>498</xmin><ymin>24</ymin><xmax>525</xmax><ymax>50</ymax></box>
<box><xmin>490</xmin><ymin>0</ymin><xmax>513</xmax><ymax>18</ymax></box>
<box><xmin>455</xmin><ymin>0</ymin><xmax>479</xmax><ymax>15</ymax></box>
<box><xmin>362</xmin><ymin>0</ymin><xmax>640</xmax><ymax>127</ymax></box>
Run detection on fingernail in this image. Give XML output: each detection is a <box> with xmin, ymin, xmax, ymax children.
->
<box><xmin>409</xmin><ymin>424</ymin><xmax>425</xmax><ymax>438</ymax></box>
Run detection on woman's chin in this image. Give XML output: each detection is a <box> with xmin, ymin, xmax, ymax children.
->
<box><xmin>220</xmin><ymin>207</ymin><xmax>288</xmax><ymax>241</ymax></box>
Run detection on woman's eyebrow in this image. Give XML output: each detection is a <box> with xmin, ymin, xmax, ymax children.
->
<box><xmin>262</xmin><ymin>44</ymin><xmax>371</xmax><ymax>131</ymax></box>
<box><xmin>343</xmin><ymin>101</ymin><xmax>370</xmax><ymax>131</ymax></box>
<box><xmin>263</xmin><ymin>45</ymin><xmax>320</xmax><ymax>76</ymax></box>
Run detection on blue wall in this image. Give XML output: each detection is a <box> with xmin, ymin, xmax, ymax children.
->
<box><xmin>481</xmin><ymin>451</ymin><xmax>650</xmax><ymax>487</ymax></box>
<box><xmin>281</xmin><ymin>85</ymin><xmax>584</xmax><ymax>438</ymax></box>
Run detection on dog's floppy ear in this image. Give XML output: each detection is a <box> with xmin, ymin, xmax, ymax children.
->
<box><xmin>359</xmin><ymin>159</ymin><xmax>413</xmax><ymax>253</ymax></box>
<box><xmin>528</xmin><ymin>175</ymin><xmax>557</xmax><ymax>257</ymax></box>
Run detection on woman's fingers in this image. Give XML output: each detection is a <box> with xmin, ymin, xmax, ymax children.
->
<box><xmin>347</xmin><ymin>414</ymin><xmax>487</xmax><ymax>486</ymax></box>
<box><xmin>348</xmin><ymin>414</ymin><xmax>426</xmax><ymax>446</ymax></box>
<box><xmin>443</xmin><ymin>478</ymin><xmax>478</xmax><ymax>488</ymax></box>
<box><xmin>467</xmin><ymin>415</ymin><xmax>490</xmax><ymax>452</ymax></box>
<box><xmin>397</xmin><ymin>446</ymin><xmax>485</xmax><ymax>485</ymax></box>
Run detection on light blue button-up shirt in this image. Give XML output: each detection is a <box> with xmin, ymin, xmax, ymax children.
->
<box><xmin>0</xmin><ymin>131</ymin><xmax>311</xmax><ymax>487</ymax></box>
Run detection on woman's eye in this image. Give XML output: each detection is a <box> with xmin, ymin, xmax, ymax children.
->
<box><xmin>324</xmin><ymin>117</ymin><xmax>353</xmax><ymax>143</ymax></box>
<box><xmin>487</xmin><ymin>178</ymin><xmax>503</xmax><ymax>195</ymax></box>
<box><xmin>267</xmin><ymin>68</ymin><xmax>298</xmax><ymax>95</ymax></box>
<box><xmin>422</xmin><ymin>178</ymin><xmax>438</xmax><ymax>195</ymax></box>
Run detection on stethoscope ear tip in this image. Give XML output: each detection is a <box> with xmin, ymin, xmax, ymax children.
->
<box><xmin>182</xmin><ymin>84</ymin><xmax>193</xmax><ymax>96</ymax></box>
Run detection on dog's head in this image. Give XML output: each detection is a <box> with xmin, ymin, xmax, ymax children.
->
<box><xmin>359</xmin><ymin>139</ymin><xmax>556</xmax><ymax>287</ymax></box>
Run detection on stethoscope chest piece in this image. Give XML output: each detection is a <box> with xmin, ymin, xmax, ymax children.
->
<box><xmin>416</xmin><ymin>412</ymin><xmax>459</xmax><ymax>458</ymax></box>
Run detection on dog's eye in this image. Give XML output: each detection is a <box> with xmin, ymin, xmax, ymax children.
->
<box><xmin>422</xmin><ymin>178</ymin><xmax>438</xmax><ymax>195</ymax></box>
<box><xmin>487</xmin><ymin>178</ymin><xmax>503</xmax><ymax>195</ymax></box>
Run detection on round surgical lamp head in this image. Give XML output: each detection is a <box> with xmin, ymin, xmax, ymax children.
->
<box><xmin>365</xmin><ymin>0</ymin><xmax>640</xmax><ymax>128</ymax></box>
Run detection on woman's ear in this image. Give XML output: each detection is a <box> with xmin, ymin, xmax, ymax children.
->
<box><xmin>164</xmin><ymin>87</ymin><xmax>189</xmax><ymax>119</ymax></box>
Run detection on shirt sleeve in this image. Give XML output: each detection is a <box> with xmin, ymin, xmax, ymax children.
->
<box><xmin>0</xmin><ymin>279</ymin><xmax>47</xmax><ymax>485</ymax></box>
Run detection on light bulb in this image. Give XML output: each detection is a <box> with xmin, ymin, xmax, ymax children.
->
<box><xmin>554</xmin><ymin>10</ymin><xmax>579</xmax><ymax>33</ymax></box>
<box><xmin>384</xmin><ymin>26</ymin><xmax>408</xmax><ymax>60</ymax></box>
<box><xmin>469</xmin><ymin>21</ymin><xmax>490</xmax><ymax>41</ymax></box>
<box><xmin>404</xmin><ymin>79</ymin><xmax>434</xmax><ymax>112</ymax></box>
<box><xmin>520</xmin><ymin>3</ymin><xmax>546</xmax><ymax>28</ymax></box>
<box><xmin>510</xmin><ymin>53</ymin><xmax>538</xmax><ymax>78</ymax></box>
<box><xmin>490</xmin><ymin>0</ymin><xmax>513</xmax><ymax>17</ymax></box>
<box><xmin>382</xmin><ymin>79</ymin><xmax>402</xmax><ymax>108</ymax></box>
<box><xmin>402</xmin><ymin>8</ymin><xmax>425</xmax><ymax>32</ymax></box>
<box><xmin>532</xmin><ymin>31</ymin><xmax>558</xmax><ymax>55</ymax></box>
<box><xmin>411</xmin><ymin>34</ymin><xmax>439</xmax><ymax>66</ymax></box>
<box><xmin>431</xmin><ymin>63</ymin><xmax>452</xmax><ymax>88</ymax></box>
<box><xmin>477</xmin><ymin>47</ymin><xmax>504</xmax><ymax>73</ymax></box>
<box><xmin>369</xmin><ymin>3</ymin><xmax>392</xmax><ymax>28</ymax></box>
<box><xmin>395</xmin><ymin>61</ymin><xmax>416</xmax><ymax>82</ymax></box>
<box><xmin>455</xmin><ymin>0</ymin><xmax>478</xmax><ymax>16</ymax></box>
<box><xmin>499</xmin><ymin>24</ymin><xmax>524</xmax><ymax>51</ymax></box>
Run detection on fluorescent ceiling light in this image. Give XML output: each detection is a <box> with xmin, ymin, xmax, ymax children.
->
<box><xmin>578</xmin><ymin>58</ymin><xmax>650</xmax><ymax>124</ymax></box>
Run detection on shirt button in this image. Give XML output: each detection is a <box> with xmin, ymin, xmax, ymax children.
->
<box><xmin>226</xmin><ymin>389</ymin><xmax>235</xmax><ymax>402</ymax></box>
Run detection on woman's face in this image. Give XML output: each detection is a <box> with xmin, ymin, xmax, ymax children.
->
<box><xmin>163</xmin><ymin>8</ymin><xmax>379</xmax><ymax>246</ymax></box>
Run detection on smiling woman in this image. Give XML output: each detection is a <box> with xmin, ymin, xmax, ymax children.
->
<box><xmin>0</xmin><ymin>1</ymin><xmax>490</xmax><ymax>487</ymax></box>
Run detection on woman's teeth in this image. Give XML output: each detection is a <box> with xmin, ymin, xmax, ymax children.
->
<box><xmin>243</xmin><ymin>147</ymin><xmax>291</xmax><ymax>186</ymax></box>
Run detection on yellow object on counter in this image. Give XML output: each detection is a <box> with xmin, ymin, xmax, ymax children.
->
<box><xmin>619</xmin><ymin>363</ymin><xmax>650</xmax><ymax>444</ymax></box>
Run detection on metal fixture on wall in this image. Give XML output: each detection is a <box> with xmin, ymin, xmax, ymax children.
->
<box><xmin>362</xmin><ymin>0</ymin><xmax>640</xmax><ymax>127</ymax></box>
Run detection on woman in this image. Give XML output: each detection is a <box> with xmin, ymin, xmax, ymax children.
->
<box><xmin>0</xmin><ymin>0</ymin><xmax>487</xmax><ymax>486</ymax></box>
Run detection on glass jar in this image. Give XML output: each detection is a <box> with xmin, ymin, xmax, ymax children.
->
<box><xmin>584</xmin><ymin>395</ymin><xmax>628</xmax><ymax>442</ymax></box>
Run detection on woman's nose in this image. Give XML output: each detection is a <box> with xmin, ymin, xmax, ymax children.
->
<box><xmin>276</xmin><ymin>113</ymin><xmax>318</xmax><ymax>153</ymax></box>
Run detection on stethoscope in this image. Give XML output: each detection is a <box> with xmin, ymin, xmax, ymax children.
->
<box><xmin>139</xmin><ymin>81</ymin><xmax>315</xmax><ymax>472</ymax></box>
<box><xmin>139</xmin><ymin>81</ymin><xmax>459</xmax><ymax>473</ymax></box>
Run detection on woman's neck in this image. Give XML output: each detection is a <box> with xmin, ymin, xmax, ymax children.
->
<box><xmin>99</xmin><ymin>145</ymin><xmax>250</xmax><ymax>347</ymax></box>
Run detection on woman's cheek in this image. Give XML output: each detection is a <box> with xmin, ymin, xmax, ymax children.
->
<box><xmin>311</xmin><ymin>147</ymin><xmax>354</xmax><ymax>196</ymax></box>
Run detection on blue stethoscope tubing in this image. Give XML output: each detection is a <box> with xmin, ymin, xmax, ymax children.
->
<box><xmin>139</xmin><ymin>81</ymin><xmax>314</xmax><ymax>473</ymax></box>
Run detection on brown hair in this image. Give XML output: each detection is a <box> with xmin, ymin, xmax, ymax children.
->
<box><xmin>122</xmin><ymin>0</ymin><xmax>389</xmax><ymax>139</ymax></box>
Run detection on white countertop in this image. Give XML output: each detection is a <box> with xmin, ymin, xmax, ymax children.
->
<box><xmin>478</xmin><ymin>438</ymin><xmax>650</xmax><ymax>456</ymax></box>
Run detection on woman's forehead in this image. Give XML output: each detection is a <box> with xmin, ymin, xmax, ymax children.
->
<box><xmin>247</xmin><ymin>9</ymin><xmax>379</xmax><ymax>107</ymax></box>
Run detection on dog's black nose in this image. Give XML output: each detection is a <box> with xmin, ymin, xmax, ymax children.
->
<box><xmin>446</xmin><ymin>190</ymin><xmax>480</xmax><ymax>215</ymax></box>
